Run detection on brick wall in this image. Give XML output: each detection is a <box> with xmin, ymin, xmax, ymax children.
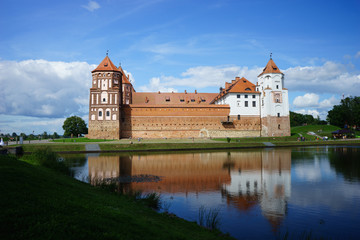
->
<box><xmin>261</xmin><ymin>116</ymin><xmax>291</xmax><ymax>137</ymax></box>
<box><xmin>88</xmin><ymin>120</ymin><xmax>120</xmax><ymax>139</ymax></box>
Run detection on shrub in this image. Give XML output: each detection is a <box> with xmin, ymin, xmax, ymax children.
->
<box><xmin>198</xmin><ymin>206</ymin><xmax>221</xmax><ymax>230</ymax></box>
<box><xmin>26</xmin><ymin>147</ymin><xmax>71</xmax><ymax>175</ymax></box>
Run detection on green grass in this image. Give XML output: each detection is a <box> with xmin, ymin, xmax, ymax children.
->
<box><xmin>21</xmin><ymin>144</ymin><xmax>86</xmax><ymax>153</ymax></box>
<box><xmin>291</xmin><ymin>124</ymin><xmax>341</xmax><ymax>139</ymax></box>
<box><xmin>52</xmin><ymin>138</ymin><xmax>114</xmax><ymax>143</ymax></box>
<box><xmin>0</xmin><ymin>154</ymin><xmax>233</xmax><ymax>240</ymax></box>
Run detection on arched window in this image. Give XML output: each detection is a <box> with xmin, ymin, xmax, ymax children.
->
<box><xmin>99</xmin><ymin>111</ymin><xmax>102</xmax><ymax>117</ymax></box>
<box><xmin>106</xmin><ymin>111</ymin><xmax>110</xmax><ymax>117</ymax></box>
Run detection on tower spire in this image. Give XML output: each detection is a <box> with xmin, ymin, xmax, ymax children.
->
<box><xmin>106</xmin><ymin>50</ymin><xmax>109</xmax><ymax>56</ymax></box>
<box><xmin>270</xmin><ymin>52</ymin><xmax>272</xmax><ymax>60</ymax></box>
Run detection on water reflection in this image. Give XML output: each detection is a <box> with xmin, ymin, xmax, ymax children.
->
<box><xmin>87</xmin><ymin>149</ymin><xmax>291</xmax><ymax>231</ymax></box>
<box><xmin>64</xmin><ymin>146</ymin><xmax>360</xmax><ymax>239</ymax></box>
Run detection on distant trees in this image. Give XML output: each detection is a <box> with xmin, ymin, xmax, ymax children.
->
<box><xmin>62</xmin><ymin>116</ymin><xmax>88</xmax><ymax>137</ymax></box>
<box><xmin>327</xmin><ymin>96</ymin><xmax>360</xmax><ymax>128</ymax></box>
<box><xmin>290</xmin><ymin>111</ymin><xmax>327</xmax><ymax>127</ymax></box>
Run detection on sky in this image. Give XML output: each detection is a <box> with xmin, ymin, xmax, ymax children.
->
<box><xmin>0</xmin><ymin>0</ymin><xmax>359</xmax><ymax>135</ymax></box>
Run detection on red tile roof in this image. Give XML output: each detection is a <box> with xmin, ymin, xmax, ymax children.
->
<box><xmin>92</xmin><ymin>56</ymin><xmax>120</xmax><ymax>72</ymax></box>
<box><xmin>118</xmin><ymin>66</ymin><xmax>132</xmax><ymax>84</ymax></box>
<box><xmin>258</xmin><ymin>58</ymin><xmax>283</xmax><ymax>77</ymax></box>
<box><xmin>211</xmin><ymin>77</ymin><xmax>259</xmax><ymax>103</ymax></box>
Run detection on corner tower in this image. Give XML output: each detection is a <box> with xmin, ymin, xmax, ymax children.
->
<box><xmin>88</xmin><ymin>56</ymin><xmax>122</xmax><ymax>139</ymax></box>
<box><xmin>258</xmin><ymin>57</ymin><xmax>290</xmax><ymax>136</ymax></box>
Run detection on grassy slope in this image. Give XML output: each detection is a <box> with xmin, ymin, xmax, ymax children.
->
<box><xmin>0</xmin><ymin>155</ymin><xmax>233</xmax><ymax>240</ymax></box>
<box><xmin>291</xmin><ymin>124</ymin><xmax>340</xmax><ymax>138</ymax></box>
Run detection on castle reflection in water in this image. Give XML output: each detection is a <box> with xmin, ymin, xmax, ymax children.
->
<box><xmin>88</xmin><ymin>149</ymin><xmax>291</xmax><ymax>229</ymax></box>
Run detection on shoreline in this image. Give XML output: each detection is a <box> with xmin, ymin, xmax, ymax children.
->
<box><xmin>4</xmin><ymin>138</ymin><xmax>359</xmax><ymax>154</ymax></box>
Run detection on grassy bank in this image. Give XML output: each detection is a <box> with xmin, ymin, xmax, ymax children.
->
<box><xmin>14</xmin><ymin>139</ymin><xmax>360</xmax><ymax>154</ymax></box>
<box><xmin>0</xmin><ymin>154</ymin><xmax>233</xmax><ymax>240</ymax></box>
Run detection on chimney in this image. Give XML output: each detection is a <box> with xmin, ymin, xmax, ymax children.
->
<box><xmin>235</xmin><ymin>76</ymin><xmax>240</xmax><ymax>80</ymax></box>
<box><xmin>158</xmin><ymin>91</ymin><xmax>161</xmax><ymax>94</ymax></box>
<box><xmin>219</xmin><ymin>87</ymin><xmax>223</xmax><ymax>93</ymax></box>
<box><xmin>225</xmin><ymin>82</ymin><xmax>230</xmax><ymax>89</ymax></box>
<box><xmin>185</xmin><ymin>90</ymin><xmax>187</xmax><ymax>94</ymax></box>
<box><xmin>195</xmin><ymin>90</ymin><xmax>197</xmax><ymax>94</ymax></box>
<box><xmin>231</xmin><ymin>80</ymin><xmax>236</xmax><ymax>84</ymax></box>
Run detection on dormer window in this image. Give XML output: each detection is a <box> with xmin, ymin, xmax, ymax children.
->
<box><xmin>191</xmin><ymin>99</ymin><xmax>195</xmax><ymax>102</ymax></box>
<box><xmin>245</xmin><ymin>88</ymin><xmax>251</xmax><ymax>91</ymax></box>
<box><xmin>165</xmin><ymin>97</ymin><xmax>170</xmax><ymax>102</ymax></box>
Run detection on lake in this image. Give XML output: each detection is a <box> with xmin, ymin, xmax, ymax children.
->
<box><xmin>64</xmin><ymin>146</ymin><xmax>360</xmax><ymax>239</ymax></box>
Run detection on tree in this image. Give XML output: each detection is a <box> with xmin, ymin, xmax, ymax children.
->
<box><xmin>327</xmin><ymin>96</ymin><xmax>360</xmax><ymax>128</ymax></box>
<box><xmin>12</xmin><ymin>132</ymin><xmax>17</xmax><ymax>138</ymax></box>
<box><xmin>52</xmin><ymin>132</ymin><xmax>60</xmax><ymax>139</ymax></box>
<box><xmin>42</xmin><ymin>131</ymin><xmax>48</xmax><ymax>139</ymax></box>
<box><xmin>62</xmin><ymin>116</ymin><xmax>88</xmax><ymax>137</ymax></box>
<box><xmin>290</xmin><ymin>111</ymin><xmax>326</xmax><ymax>127</ymax></box>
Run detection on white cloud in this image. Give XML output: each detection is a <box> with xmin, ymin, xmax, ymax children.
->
<box><xmin>82</xmin><ymin>1</ymin><xmax>100</xmax><ymax>12</ymax></box>
<box><xmin>284</xmin><ymin>61</ymin><xmax>360</xmax><ymax>96</ymax></box>
<box><xmin>295</xmin><ymin>109</ymin><xmax>320</xmax><ymax>118</ymax></box>
<box><xmin>138</xmin><ymin>77</ymin><xmax>178</xmax><ymax>92</ymax></box>
<box><xmin>319</xmin><ymin>96</ymin><xmax>339</xmax><ymax>108</ymax></box>
<box><xmin>355</xmin><ymin>51</ymin><xmax>360</xmax><ymax>59</ymax></box>
<box><xmin>138</xmin><ymin>65</ymin><xmax>262</xmax><ymax>91</ymax></box>
<box><xmin>293</xmin><ymin>93</ymin><xmax>319</xmax><ymax>108</ymax></box>
<box><xmin>0</xmin><ymin>59</ymin><xmax>95</xmax><ymax>118</ymax></box>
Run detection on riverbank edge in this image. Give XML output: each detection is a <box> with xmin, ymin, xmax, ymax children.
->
<box><xmin>0</xmin><ymin>154</ymin><xmax>234</xmax><ymax>240</ymax></box>
<box><xmin>9</xmin><ymin>139</ymin><xmax>360</xmax><ymax>154</ymax></box>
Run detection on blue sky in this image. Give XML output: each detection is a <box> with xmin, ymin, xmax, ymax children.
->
<box><xmin>1</xmin><ymin>0</ymin><xmax>360</xmax><ymax>135</ymax></box>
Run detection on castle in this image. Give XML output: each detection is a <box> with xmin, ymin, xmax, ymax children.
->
<box><xmin>88</xmin><ymin>56</ymin><xmax>290</xmax><ymax>139</ymax></box>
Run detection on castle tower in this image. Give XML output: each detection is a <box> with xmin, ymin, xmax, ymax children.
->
<box><xmin>258</xmin><ymin>57</ymin><xmax>290</xmax><ymax>136</ymax></box>
<box><xmin>118</xmin><ymin>66</ymin><xmax>135</xmax><ymax>105</ymax></box>
<box><xmin>88</xmin><ymin>56</ymin><xmax>122</xmax><ymax>139</ymax></box>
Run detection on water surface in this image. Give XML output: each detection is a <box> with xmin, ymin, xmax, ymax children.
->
<box><xmin>64</xmin><ymin>146</ymin><xmax>360</xmax><ymax>239</ymax></box>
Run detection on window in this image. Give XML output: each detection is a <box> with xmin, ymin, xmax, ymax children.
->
<box><xmin>245</xmin><ymin>95</ymin><xmax>248</xmax><ymax>98</ymax></box>
<box><xmin>180</xmin><ymin>99</ymin><xmax>185</xmax><ymax>102</ymax></box>
<box><xmin>103</xmin><ymin>98</ymin><xmax>106</xmax><ymax>102</ymax></box>
<box><xmin>237</xmin><ymin>101</ymin><xmax>241</xmax><ymax>107</ymax></box>
<box><xmin>245</xmin><ymin>101</ymin><xmax>248</xmax><ymax>107</ymax></box>
<box><xmin>276</xmin><ymin>99</ymin><xmax>279</xmax><ymax>103</ymax></box>
<box><xmin>252</xmin><ymin>95</ymin><xmax>256</xmax><ymax>98</ymax></box>
<box><xmin>276</xmin><ymin>85</ymin><xmax>279</xmax><ymax>89</ymax></box>
<box><xmin>237</xmin><ymin>115</ymin><xmax>240</xmax><ymax>120</ymax></box>
<box><xmin>237</xmin><ymin>94</ymin><xmax>240</xmax><ymax>98</ymax></box>
<box><xmin>99</xmin><ymin>111</ymin><xmax>102</xmax><ymax>117</ymax></box>
<box><xmin>106</xmin><ymin>111</ymin><xmax>110</xmax><ymax>117</ymax></box>
<box><xmin>277</xmin><ymin>113</ymin><xmax>280</xmax><ymax>117</ymax></box>
<box><xmin>191</xmin><ymin>99</ymin><xmax>195</xmax><ymax>102</ymax></box>
<box><xmin>278</xmin><ymin>124</ymin><xmax>281</xmax><ymax>129</ymax></box>
<box><xmin>165</xmin><ymin>97</ymin><xmax>170</xmax><ymax>102</ymax></box>
<box><xmin>252</xmin><ymin>101</ymin><xmax>256</xmax><ymax>107</ymax></box>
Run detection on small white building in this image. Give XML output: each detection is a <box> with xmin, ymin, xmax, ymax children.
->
<box><xmin>213</xmin><ymin>57</ymin><xmax>290</xmax><ymax>137</ymax></box>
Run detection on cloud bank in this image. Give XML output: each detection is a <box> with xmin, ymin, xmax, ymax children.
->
<box><xmin>0</xmin><ymin>59</ymin><xmax>95</xmax><ymax>118</ymax></box>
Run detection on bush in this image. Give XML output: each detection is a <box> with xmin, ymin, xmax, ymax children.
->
<box><xmin>25</xmin><ymin>147</ymin><xmax>71</xmax><ymax>175</ymax></box>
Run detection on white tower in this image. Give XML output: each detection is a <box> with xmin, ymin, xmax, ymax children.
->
<box><xmin>258</xmin><ymin>56</ymin><xmax>290</xmax><ymax>137</ymax></box>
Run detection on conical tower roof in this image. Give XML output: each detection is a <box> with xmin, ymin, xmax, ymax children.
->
<box><xmin>258</xmin><ymin>58</ymin><xmax>283</xmax><ymax>77</ymax></box>
<box><xmin>92</xmin><ymin>56</ymin><xmax>120</xmax><ymax>72</ymax></box>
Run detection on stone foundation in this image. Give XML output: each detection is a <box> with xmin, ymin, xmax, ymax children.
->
<box><xmin>261</xmin><ymin>116</ymin><xmax>290</xmax><ymax>137</ymax></box>
<box><xmin>88</xmin><ymin>120</ymin><xmax>120</xmax><ymax>139</ymax></box>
